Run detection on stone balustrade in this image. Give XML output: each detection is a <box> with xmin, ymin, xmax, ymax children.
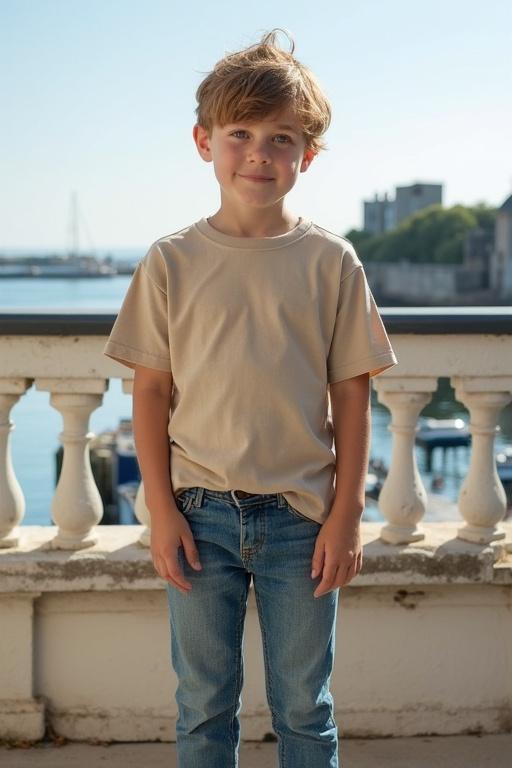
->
<box><xmin>0</xmin><ymin>308</ymin><xmax>511</xmax><ymax>743</ymax></box>
<box><xmin>2</xmin><ymin>309</ymin><xmax>512</xmax><ymax>549</ymax></box>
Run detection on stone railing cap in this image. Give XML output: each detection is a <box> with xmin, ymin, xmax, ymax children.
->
<box><xmin>1</xmin><ymin>523</ymin><xmax>510</xmax><ymax>593</ymax></box>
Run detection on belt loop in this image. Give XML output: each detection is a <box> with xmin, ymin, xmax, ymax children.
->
<box><xmin>193</xmin><ymin>487</ymin><xmax>204</xmax><ymax>508</ymax></box>
<box><xmin>277</xmin><ymin>493</ymin><xmax>286</xmax><ymax>508</ymax></box>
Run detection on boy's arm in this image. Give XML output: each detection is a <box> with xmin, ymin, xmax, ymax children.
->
<box><xmin>310</xmin><ymin>372</ymin><xmax>369</xmax><ymax>597</ymax></box>
<box><xmin>132</xmin><ymin>364</ymin><xmax>176</xmax><ymax>517</ymax></box>
<box><xmin>132</xmin><ymin>364</ymin><xmax>202</xmax><ymax>595</ymax></box>
<box><xmin>329</xmin><ymin>372</ymin><xmax>371</xmax><ymax>521</ymax></box>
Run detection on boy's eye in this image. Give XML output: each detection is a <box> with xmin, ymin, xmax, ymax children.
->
<box><xmin>229</xmin><ymin>130</ymin><xmax>292</xmax><ymax>144</ymax></box>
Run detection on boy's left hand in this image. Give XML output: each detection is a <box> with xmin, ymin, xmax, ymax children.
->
<box><xmin>311</xmin><ymin>511</ymin><xmax>363</xmax><ymax>597</ymax></box>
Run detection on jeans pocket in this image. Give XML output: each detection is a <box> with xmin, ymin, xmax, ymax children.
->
<box><xmin>283</xmin><ymin>499</ymin><xmax>319</xmax><ymax>526</ymax></box>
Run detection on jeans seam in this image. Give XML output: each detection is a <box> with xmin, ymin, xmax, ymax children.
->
<box><xmin>228</xmin><ymin>580</ymin><xmax>247</xmax><ymax>768</ymax></box>
<box><xmin>254</xmin><ymin>587</ymin><xmax>282</xmax><ymax>764</ymax></box>
<box><xmin>228</xmin><ymin>614</ymin><xmax>237</xmax><ymax>768</ymax></box>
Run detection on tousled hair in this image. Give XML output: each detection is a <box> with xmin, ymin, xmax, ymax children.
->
<box><xmin>195</xmin><ymin>28</ymin><xmax>331</xmax><ymax>154</ymax></box>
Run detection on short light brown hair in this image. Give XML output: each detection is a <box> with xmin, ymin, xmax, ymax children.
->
<box><xmin>195</xmin><ymin>29</ymin><xmax>331</xmax><ymax>154</ymax></box>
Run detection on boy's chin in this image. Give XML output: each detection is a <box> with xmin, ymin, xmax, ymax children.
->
<box><xmin>234</xmin><ymin>191</ymin><xmax>290</xmax><ymax>209</ymax></box>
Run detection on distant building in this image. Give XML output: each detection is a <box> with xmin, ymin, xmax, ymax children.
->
<box><xmin>395</xmin><ymin>183</ymin><xmax>443</xmax><ymax>226</ymax></box>
<box><xmin>490</xmin><ymin>194</ymin><xmax>512</xmax><ymax>298</ymax></box>
<box><xmin>363</xmin><ymin>192</ymin><xmax>396</xmax><ymax>235</ymax></box>
<box><xmin>363</xmin><ymin>182</ymin><xmax>443</xmax><ymax>234</ymax></box>
<box><xmin>363</xmin><ymin>192</ymin><xmax>512</xmax><ymax>305</ymax></box>
<box><xmin>455</xmin><ymin>227</ymin><xmax>493</xmax><ymax>293</ymax></box>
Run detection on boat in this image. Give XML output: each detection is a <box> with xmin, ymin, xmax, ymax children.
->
<box><xmin>415</xmin><ymin>417</ymin><xmax>471</xmax><ymax>448</ymax></box>
<box><xmin>415</xmin><ymin>417</ymin><xmax>471</xmax><ymax>471</ymax></box>
<box><xmin>0</xmin><ymin>191</ymin><xmax>133</xmax><ymax>278</ymax></box>
<box><xmin>0</xmin><ymin>253</ymin><xmax>118</xmax><ymax>278</ymax></box>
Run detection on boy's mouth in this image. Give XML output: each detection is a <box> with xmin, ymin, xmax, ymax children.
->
<box><xmin>239</xmin><ymin>174</ymin><xmax>275</xmax><ymax>182</ymax></box>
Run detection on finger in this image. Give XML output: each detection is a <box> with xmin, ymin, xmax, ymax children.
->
<box><xmin>341</xmin><ymin>559</ymin><xmax>357</xmax><ymax>586</ymax></box>
<box><xmin>313</xmin><ymin>564</ymin><xmax>339</xmax><ymax>597</ymax></box>
<box><xmin>343</xmin><ymin>553</ymin><xmax>362</xmax><ymax>584</ymax></box>
<box><xmin>311</xmin><ymin>545</ymin><xmax>325</xmax><ymax>579</ymax></box>
<box><xmin>166</xmin><ymin>576</ymin><xmax>190</xmax><ymax>596</ymax></box>
<box><xmin>182</xmin><ymin>535</ymin><xmax>202</xmax><ymax>571</ymax></box>
<box><xmin>159</xmin><ymin>553</ymin><xmax>192</xmax><ymax>592</ymax></box>
<box><xmin>153</xmin><ymin>556</ymin><xmax>190</xmax><ymax>595</ymax></box>
<box><xmin>166</xmin><ymin>562</ymin><xmax>192</xmax><ymax>591</ymax></box>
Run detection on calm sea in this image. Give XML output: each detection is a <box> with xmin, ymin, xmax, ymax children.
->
<box><xmin>1</xmin><ymin>250</ymin><xmax>510</xmax><ymax>526</ymax></box>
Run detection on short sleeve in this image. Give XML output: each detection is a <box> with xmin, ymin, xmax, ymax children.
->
<box><xmin>327</xmin><ymin>264</ymin><xmax>398</xmax><ymax>384</ymax></box>
<box><xmin>103</xmin><ymin>243</ymin><xmax>171</xmax><ymax>372</ymax></box>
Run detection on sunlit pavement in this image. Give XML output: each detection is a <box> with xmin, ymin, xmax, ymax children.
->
<box><xmin>0</xmin><ymin>734</ymin><xmax>511</xmax><ymax>767</ymax></box>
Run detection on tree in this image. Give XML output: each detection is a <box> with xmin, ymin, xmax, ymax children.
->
<box><xmin>344</xmin><ymin>204</ymin><xmax>497</xmax><ymax>264</ymax></box>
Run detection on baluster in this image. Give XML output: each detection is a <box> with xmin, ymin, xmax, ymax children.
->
<box><xmin>452</xmin><ymin>376</ymin><xmax>512</xmax><ymax>544</ymax></box>
<box><xmin>373</xmin><ymin>377</ymin><xmax>438</xmax><ymax>544</ymax></box>
<box><xmin>35</xmin><ymin>379</ymin><xmax>106</xmax><ymax>549</ymax></box>
<box><xmin>0</xmin><ymin>379</ymin><xmax>31</xmax><ymax>548</ymax></box>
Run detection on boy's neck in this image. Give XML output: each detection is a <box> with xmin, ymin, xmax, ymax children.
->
<box><xmin>207</xmin><ymin>205</ymin><xmax>300</xmax><ymax>238</ymax></box>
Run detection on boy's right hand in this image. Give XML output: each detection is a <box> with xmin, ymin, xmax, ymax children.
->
<box><xmin>149</xmin><ymin>508</ymin><xmax>202</xmax><ymax>595</ymax></box>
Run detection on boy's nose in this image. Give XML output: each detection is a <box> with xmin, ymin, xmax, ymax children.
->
<box><xmin>247</xmin><ymin>146</ymin><xmax>271</xmax><ymax>164</ymax></box>
<box><xmin>248</xmin><ymin>156</ymin><xmax>271</xmax><ymax>166</ymax></box>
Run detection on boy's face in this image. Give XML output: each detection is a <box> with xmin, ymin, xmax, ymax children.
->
<box><xmin>193</xmin><ymin>106</ymin><xmax>315</xmax><ymax>214</ymax></box>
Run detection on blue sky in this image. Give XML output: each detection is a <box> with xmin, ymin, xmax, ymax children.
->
<box><xmin>1</xmin><ymin>0</ymin><xmax>510</xmax><ymax>250</ymax></box>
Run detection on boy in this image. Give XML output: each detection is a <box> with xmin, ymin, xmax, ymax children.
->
<box><xmin>103</xmin><ymin>28</ymin><xmax>397</xmax><ymax>768</ymax></box>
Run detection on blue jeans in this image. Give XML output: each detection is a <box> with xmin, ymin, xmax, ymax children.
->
<box><xmin>165</xmin><ymin>487</ymin><xmax>340</xmax><ymax>767</ymax></box>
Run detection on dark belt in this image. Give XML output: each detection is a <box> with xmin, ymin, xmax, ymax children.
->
<box><xmin>232</xmin><ymin>489</ymin><xmax>254</xmax><ymax>499</ymax></box>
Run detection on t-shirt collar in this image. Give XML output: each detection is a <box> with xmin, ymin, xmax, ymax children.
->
<box><xmin>194</xmin><ymin>216</ymin><xmax>312</xmax><ymax>250</ymax></box>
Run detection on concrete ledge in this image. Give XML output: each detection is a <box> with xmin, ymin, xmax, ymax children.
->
<box><xmin>0</xmin><ymin>523</ymin><xmax>511</xmax><ymax>593</ymax></box>
<box><xmin>0</xmin><ymin>699</ymin><xmax>45</xmax><ymax>741</ymax></box>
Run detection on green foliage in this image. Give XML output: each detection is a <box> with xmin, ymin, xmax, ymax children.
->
<box><xmin>343</xmin><ymin>228</ymin><xmax>370</xmax><ymax>246</ymax></box>
<box><xmin>470</xmin><ymin>202</ymin><xmax>496</xmax><ymax>234</ymax></box>
<box><xmin>344</xmin><ymin>203</ymin><xmax>497</xmax><ymax>264</ymax></box>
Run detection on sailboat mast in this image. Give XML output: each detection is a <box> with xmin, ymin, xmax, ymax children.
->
<box><xmin>69</xmin><ymin>190</ymin><xmax>79</xmax><ymax>257</ymax></box>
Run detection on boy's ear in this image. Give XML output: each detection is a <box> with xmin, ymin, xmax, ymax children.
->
<box><xmin>193</xmin><ymin>124</ymin><xmax>212</xmax><ymax>162</ymax></box>
<box><xmin>300</xmin><ymin>147</ymin><xmax>316</xmax><ymax>173</ymax></box>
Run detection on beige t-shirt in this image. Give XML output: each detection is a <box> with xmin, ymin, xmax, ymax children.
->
<box><xmin>103</xmin><ymin>217</ymin><xmax>398</xmax><ymax>524</ymax></box>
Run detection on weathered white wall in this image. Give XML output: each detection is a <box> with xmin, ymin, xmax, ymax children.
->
<box><xmin>1</xmin><ymin>523</ymin><xmax>511</xmax><ymax>743</ymax></box>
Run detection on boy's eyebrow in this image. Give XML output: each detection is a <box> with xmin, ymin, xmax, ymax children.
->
<box><xmin>225</xmin><ymin>121</ymin><xmax>300</xmax><ymax>133</ymax></box>
<box><xmin>274</xmin><ymin>124</ymin><xmax>300</xmax><ymax>133</ymax></box>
